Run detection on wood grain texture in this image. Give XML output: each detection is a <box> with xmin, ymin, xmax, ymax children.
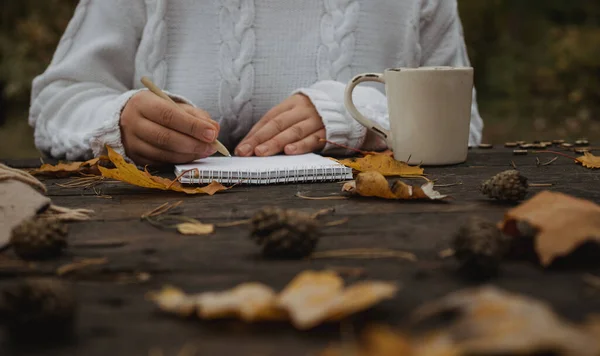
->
<box><xmin>1</xmin><ymin>149</ymin><xmax>599</xmax><ymax>355</ymax></box>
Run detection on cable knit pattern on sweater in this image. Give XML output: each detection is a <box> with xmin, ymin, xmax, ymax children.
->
<box><xmin>218</xmin><ymin>0</ymin><xmax>255</xmax><ymax>123</ymax></box>
<box><xmin>137</xmin><ymin>0</ymin><xmax>168</xmax><ymax>87</ymax></box>
<box><xmin>317</xmin><ymin>0</ymin><xmax>360</xmax><ymax>81</ymax></box>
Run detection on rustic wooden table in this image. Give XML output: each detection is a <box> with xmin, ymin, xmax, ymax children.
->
<box><xmin>1</xmin><ymin>147</ymin><xmax>600</xmax><ymax>356</ymax></box>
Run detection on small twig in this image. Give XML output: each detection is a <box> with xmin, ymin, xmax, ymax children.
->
<box><xmin>296</xmin><ymin>192</ymin><xmax>348</xmax><ymax>200</ymax></box>
<box><xmin>141</xmin><ymin>201</ymin><xmax>183</xmax><ymax>219</ymax></box>
<box><xmin>324</xmin><ymin>218</ymin><xmax>350</xmax><ymax>227</ymax></box>
<box><xmin>311</xmin><ymin>248</ymin><xmax>417</xmax><ymax>262</ymax></box>
<box><xmin>57</xmin><ymin>258</ymin><xmax>108</xmax><ymax>276</ymax></box>
<box><xmin>510</xmin><ymin>161</ymin><xmax>518</xmax><ymax>169</ymax></box>
<box><xmin>311</xmin><ymin>207</ymin><xmax>336</xmax><ymax>219</ymax></box>
<box><xmin>434</xmin><ymin>182</ymin><xmax>463</xmax><ymax>188</ymax></box>
<box><xmin>534</xmin><ymin>150</ymin><xmax>582</xmax><ymax>163</ymax></box>
<box><xmin>167</xmin><ymin>168</ymin><xmax>199</xmax><ymax>190</ymax></box>
<box><xmin>71</xmin><ymin>239</ymin><xmax>128</xmax><ymax>249</ymax></box>
<box><xmin>215</xmin><ymin>219</ymin><xmax>252</xmax><ymax>228</ymax></box>
<box><xmin>541</xmin><ymin>157</ymin><xmax>559</xmax><ymax>166</ymax></box>
<box><xmin>529</xmin><ymin>183</ymin><xmax>554</xmax><ymax>188</ymax></box>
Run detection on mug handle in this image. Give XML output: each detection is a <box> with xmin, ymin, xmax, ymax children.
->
<box><xmin>344</xmin><ymin>73</ymin><xmax>392</xmax><ymax>140</ymax></box>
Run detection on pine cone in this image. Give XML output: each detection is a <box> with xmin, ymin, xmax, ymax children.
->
<box><xmin>452</xmin><ymin>216</ymin><xmax>511</xmax><ymax>280</ymax></box>
<box><xmin>480</xmin><ymin>170</ymin><xmax>528</xmax><ymax>201</ymax></box>
<box><xmin>1</xmin><ymin>278</ymin><xmax>77</xmax><ymax>340</ymax></box>
<box><xmin>250</xmin><ymin>207</ymin><xmax>320</xmax><ymax>259</ymax></box>
<box><xmin>10</xmin><ymin>217</ymin><xmax>68</xmax><ymax>260</ymax></box>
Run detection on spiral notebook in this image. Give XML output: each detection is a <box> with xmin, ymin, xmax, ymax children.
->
<box><xmin>174</xmin><ymin>154</ymin><xmax>353</xmax><ymax>185</ymax></box>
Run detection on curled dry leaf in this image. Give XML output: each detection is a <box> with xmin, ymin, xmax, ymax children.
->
<box><xmin>343</xmin><ymin>171</ymin><xmax>447</xmax><ymax>201</ymax></box>
<box><xmin>322</xmin><ymin>287</ymin><xmax>600</xmax><ymax>356</ymax></box>
<box><xmin>410</xmin><ymin>286</ymin><xmax>600</xmax><ymax>356</ymax></box>
<box><xmin>148</xmin><ymin>270</ymin><xmax>398</xmax><ymax>330</ymax></box>
<box><xmin>335</xmin><ymin>154</ymin><xmax>424</xmax><ymax>177</ymax></box>
<box><xmin>99</xmin><ymin>146</ymin><xmax>228</xmax><ymax>195</ymax></box>
<box><xmin>30</xmin><ymin>158</ymin><xmax>100</xmax><ymax>177</ymax></box>
<box><xmin>500</xmin><ymin>191</ymin><xmax>600</xmax><ymax>266</ymax></box>
<box><xmin>578</xmin><ymin>152</ymin><xmax>600</xmax><ymax>169</ymax></box>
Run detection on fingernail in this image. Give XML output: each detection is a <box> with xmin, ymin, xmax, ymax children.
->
<box><xmin>203</xmin><ymin>129</ymin><xmax>216</xmax><ymax>141</ymax></box>
<box><xmin>237</xmin><ymin>144</ymin><xmax>251</xmax><ymax>156</ymax></box>
<box><xmin>286</xmin><ymin>144</ymin><xmax>297</xmax><ymax>154</ymax></box>
<box><xmin>255</xmin><ymin>145</ymin><xmax>267</xmax><ymax>156</ymax></box>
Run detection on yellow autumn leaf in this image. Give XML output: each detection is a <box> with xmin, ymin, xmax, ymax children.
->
<box><xmin>343</xmin><ymin>171</ymin><xmax>447</xmax><ymax>201</ymax></box>
<box><xmin>578</xmin><ymin>152</ymin><xmax>600</xmax><ymax>169</ymax></box>
<box><xmin>99</xmin><ymin>146</ymin><xmax>228</xmax><ymax>195</ymax></box>
<box><xmin>30</xmin><ymin>158</ymin><xmax>100</xmax><ymax>177</ymax></box>
<box><xmin>335</xmin><ymin>154</ymin><xmax>424</xmax><ymax>177</ymax></box>
<box><xmin>176</xmin><ymin>222</ymin><xmax>215</xmax><ymax>235</ymax></box>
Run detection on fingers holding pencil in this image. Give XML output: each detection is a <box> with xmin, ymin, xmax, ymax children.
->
<box><xmin>119</xmin><ymin>80</ymin><xmax>225</xmax><ymax>166</ymax></box>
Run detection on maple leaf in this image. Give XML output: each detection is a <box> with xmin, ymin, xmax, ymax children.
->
<box><xmin>578</xmin><ymin>152</ymin><xmax>600</xmax><ymax>169</ymax></box>
<box><xmin>335</xmin><ymin>154</ymin><xmax>424</xmax><ymax>177</ymax></box>
<box><xmin>342</xmin><ymin>171</ymin><xmax>447</xmax><ymax>201</ymax></box>
<box><xmin>148</xmin><ymin>270</ymin><xmax>398</xmax><ymax>329</ymax></box>
<box><xmin>98</xmin><ymin>146</ymin><xmax>228</xmax><ymax>195</ymax></box>
<box><xmin>30</xmin><ymin>158</ymin><xmax>100</xmax><ymax>177</ymax></box>
<box><xmin>500</xmin><ymin>191</ymin><xmax>600</xmax><ymax>267</ymax></box>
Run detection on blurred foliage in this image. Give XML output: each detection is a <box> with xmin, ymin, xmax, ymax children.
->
<box><xmin>0</xmin><ymin>0</ymin><xmax>599</xmax><ymax>149</ymax></box>
<box><xmin>0</xmin><ymin>0</ymin><xmax>78</xmax><ymax>106</ymax></box>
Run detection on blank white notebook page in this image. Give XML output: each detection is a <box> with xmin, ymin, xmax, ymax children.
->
<box><xmin>174</xmin><ymin>154</ymin><xmax>353</xmax><ymax>185</ymax></box>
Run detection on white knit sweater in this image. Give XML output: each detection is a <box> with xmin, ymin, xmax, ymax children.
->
<box><xmin>30</xmin><ymin>0</ymin><xmax>483</xmax><ymax>161</ymax></box>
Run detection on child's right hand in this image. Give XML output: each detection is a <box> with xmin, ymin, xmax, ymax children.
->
<box><xmin>120</xmin><ymin>91</ymin><xmax>220</xmax><ymax>166</ymax></box>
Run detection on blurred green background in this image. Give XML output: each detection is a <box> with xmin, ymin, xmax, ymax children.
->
<box><xmin>1</xmin><ymin>0</ymin><xmax>599</xmax><ymax>158</ymax></box>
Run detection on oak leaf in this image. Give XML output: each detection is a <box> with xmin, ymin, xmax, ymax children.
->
<box><xmin>31</xmin><ymin>158</ymin><xmax>100</xmax><ymax>177</ymax></box>
<box><xmin>342</xmin><ymin>171</ymin><xmax>447</xmax><ymax>201</ymax></box>
<box><xmin>99</xmin><ymin>146</ymin><xmax>227</xmax><ymax>195</ymax></box>
<box><xmin>335</xmin><ymin>154</ymin><xmax>424</xmax><ymax>177</ymax></box>
<box><xmin>578</xmin><ymin>152</ymin><xmax>600</xmax><ymax>169</ymax></box>
<box><xmin>500</xmin><ymin>191</ymin><xmax>600</xmax><ymax>266</ymax></box>
<box><xmin>148</xmin><ymin>270</ymin><xmax>398</xmax><ymax>329</ymax></box>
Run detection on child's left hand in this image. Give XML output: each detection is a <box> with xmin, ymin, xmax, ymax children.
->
<box><xmin>235</xmin><ymin>94</ymin><xmax>325</xmax><ymax>157</ymax></box>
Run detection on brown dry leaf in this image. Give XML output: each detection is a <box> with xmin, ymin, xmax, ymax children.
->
<box><xmin>147</xmin><ymin>286</ymin><xmax>197</xmax><ymax>317</ymax></box>
<box><xmin>195</xmin><ymin>283</ymin><xmax>286</xmax><ymax>322</ymax></box>
<box><xmin>99</xmin><ymin>146</ymin><xmax>228</xmax><ymax>195</ymax></box>
<box><xmin>335</xmin><ymin>154</ymin><xmax>424</xmax><ymax>177</ymax></box>
<box><xmin>410</xmin><ymin>286</ymin><xmax>600</xmax><ymax>356</ymax></box>
<box><xmin>500</xmin><ymin>191</ymin><xmax>600</xmax><ymax>266</ymax></box>
<box><xmin>343</xmin><ymin>171</ymin><xmax>447</xmax><ymax>201</ymax></box>
<box><xmin>277</xmin><ymin>270</ymin><xmax>398</xmax><ymax>330</ymax></box>
<box><xmin>578</xmin><ymin>152</ymin><xmax>600</xmax><ymax>169</ymax></box>
<box><xmin>277</xmin><ymin>270</ymin><xmax>345</xmax><ymax>329</ymax></box>
<box><xmin>149</xmin><ymin>270</ymin><xmax>398</xmax><ymax>330</ymax></box>
<box><xmin>177</xmin><ymin>222</ymin><xmax>215</xmax><ymax>235</ymax></box>
<box><xmin>31</xmin><ymin>158</ymin><xmax>100</xmax><ymax>177</ymax></box>
<box><xmin>149</xmin><ymin>283</ymin><xmax>285</xmax><ymax>322</ymax></box>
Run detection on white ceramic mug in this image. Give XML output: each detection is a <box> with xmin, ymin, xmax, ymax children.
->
<box><xmin>344</xmin><ymin>67</ymin><xmax>474</xmax><ymax>165</ymax></box>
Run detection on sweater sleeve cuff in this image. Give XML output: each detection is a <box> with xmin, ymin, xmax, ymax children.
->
<box><xmin>294</xmin><ymin>87</ymin><xmax>368</xmax><ymax>155</ymax></box>
<box><xmin>89</xmin><ymin>89</ymin><xmax>196</xmax><ymax>159</ymax></box>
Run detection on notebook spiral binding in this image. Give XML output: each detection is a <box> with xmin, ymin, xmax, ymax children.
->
<box><xmin>180</xmin><ymin>165</ymin><xmax>352</xmax><ymax>185</ymax></box>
